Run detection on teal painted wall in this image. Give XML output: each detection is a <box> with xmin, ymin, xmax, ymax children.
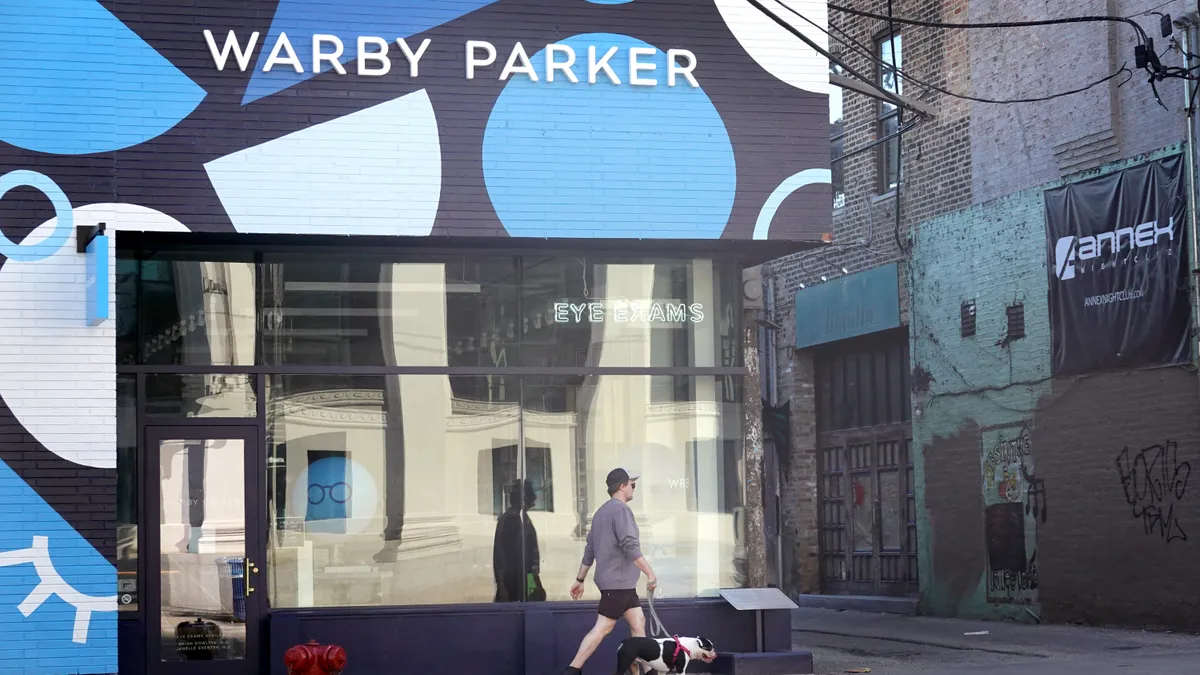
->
<box><xmin>907</xmin><ymin>145</ymin><xmax>1184</xmax><ymax>621</ymax></box>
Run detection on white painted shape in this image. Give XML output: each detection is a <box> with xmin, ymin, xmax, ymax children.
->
<box><xmin>714</xmin><ymin>0</ymin><xmax>829</xmax><ymax>95</ymax></box>
<box><xmin>753</xmin><ymin>168</ymin><xmax>832</xmax><ymax>240</ymax></box>
<box><xmin>204</xmin><ymin>89</ymin><xmax>442</xmax><ymax>236</ymax></box>
<box><xmin>0</xmin><ymin>204</ymin><xmax>188</xmax><ymax>469</ymax></box>
<box><xmin>0</xmin><ymin>536</ymin><xmax>118</xmax><ymax>644</ymax></box>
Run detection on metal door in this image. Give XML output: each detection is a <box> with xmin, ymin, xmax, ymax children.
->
<box><xmin>817</xmin><ymin>426</ymin><xmax>917</xmax><ymax>596</ymax></box>
<box><xmin>813</xmin><ymin>328</ymin><xmax>918</xmax><ymax>596</ymax></box>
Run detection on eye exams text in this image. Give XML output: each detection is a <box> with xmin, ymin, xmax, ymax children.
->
<box><xmin>553</xmin><ymin>302</ymin><xmax>706</xmax><ymax>324</ymax></box>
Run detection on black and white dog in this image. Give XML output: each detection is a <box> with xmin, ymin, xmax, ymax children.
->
<box><xmin>614</xmin><ymin>636</ymin><xmax>717</xmax><ymax>674</ymax></box>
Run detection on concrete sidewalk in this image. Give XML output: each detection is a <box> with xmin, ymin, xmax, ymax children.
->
<box><xmin>791</xmin><ymin>608</ymin><xmax>1200</xmax><ymax>675</ymax></box>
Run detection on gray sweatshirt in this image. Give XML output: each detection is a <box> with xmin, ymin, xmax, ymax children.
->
<box><xmin>581</xmin><ymin>498</ymin><xmax>643</xmax><ymax>590</ymax></box>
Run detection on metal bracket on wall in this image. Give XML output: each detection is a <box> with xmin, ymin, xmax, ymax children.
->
<box><xmin>76</xmin><ymin>222</ymin><xmax>105</xmax><ymax>253</ymax></box>
<box><xmin>830</xmin><ymin>73</ymin><xmax>938</xmax><ymax>118</ymax></box>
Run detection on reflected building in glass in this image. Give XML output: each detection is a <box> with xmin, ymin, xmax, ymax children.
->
<box><xmin>117</xmin><ymin>255</ymin><xmax>750</xmax><ymax>618</ymax></box>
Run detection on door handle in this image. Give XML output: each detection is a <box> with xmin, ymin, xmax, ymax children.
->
<box><xmin>245</xmin><ymin>557</ymin><xmax>259</xmax><ymax>596</ymax></box>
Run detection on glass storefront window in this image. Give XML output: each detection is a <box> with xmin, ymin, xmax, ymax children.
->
<box><xmin>135</xmin><ymin>258</ymin><xmax>257</xmax><ymax>366</ymax></box>
<box><xmin>117</xmin><ymin>259</ymin><xmax>138</xmax><ymax>366</ymax></box>
<box><xmin>144</xmin><ymin>374</ymin><xmax>257</xmax><ymax>417</ymax></box>
<box><xmin>116</xmin><ymin>374</ymin><xmax>138</xmax><ymax>613</ymax></box>
<box><xmin>264</xmin><ymin>374</ymin><xmax>744</xmax><ymax>608</ymax></box>
<box><xmin>521</xmin><ymin>258</ymin><xmax>741</xmax><ymax>371</ymax></box>
<box><xmin>260</xmin><ymin>257</ymin><xmax>519</xmax><ymax>367</ymax></box>
<box><xmin>258</xmin><ymin>256</ymin><xmax>740</xmax><ymax>368</ymax></box>
<box><xmin>525</xmin><ymin>376</ymin><xmax>745</xmax><ymax>600</ymax></box>
<box><xmin>117</xmin><ymin>248</ymin><xmax>748</xmax><ymax>609</ymax></box>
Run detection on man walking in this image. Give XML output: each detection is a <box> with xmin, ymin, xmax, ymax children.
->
<box><xmin>562</xmin><ymin>468</ymin><xmax>657</xmax><ymax>675</ymax></box>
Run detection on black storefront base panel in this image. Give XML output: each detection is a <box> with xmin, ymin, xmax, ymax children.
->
<box><xmin>265</xmin><ymin>599</ymin><xmax>793</xmax><ymax>675</ymax></box>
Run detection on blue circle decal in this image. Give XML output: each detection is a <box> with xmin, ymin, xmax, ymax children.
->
<box><xmin>483</xmin><ymin>33</ymin><xmax>736</xmax><ymax>239</ymax></box>
<box><xmin>0</xmin><ymin>170</ymin><xmax>73</xmax><ymax>262</ymax></box>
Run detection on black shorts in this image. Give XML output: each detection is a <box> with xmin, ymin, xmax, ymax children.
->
<box><xmin>597</xmin><ymin>588</ymin><xmax>640</xmax><ymax>620</ymax></box>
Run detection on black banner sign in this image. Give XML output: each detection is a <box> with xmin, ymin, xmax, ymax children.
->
<box><xmin>1045</xmin><ymin>155</ymin><xmax>1191</xmax><ymax>376</ymax></box>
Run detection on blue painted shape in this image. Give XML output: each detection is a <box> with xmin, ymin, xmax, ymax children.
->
<box><xmin>586</xmin><ymin>0</ymin><xmax>636</xmax><ymax>3</ymax></box>
<box><xmin>243</xmin><ymin>0</ymin><xmax>499</xmax><ymax>104</ymax></box>
<box><xmin>0</xmin><ymin>171</ymin><xmax>73</xmax><ymax>262</ymax></box>
<box><xmin>86</xmin><ymin>234</ymin><xmax>109</xmax><ymax>326</ymax></box>
<box><xmin>483</xmin><ymin>33</ymin><xmax>736</xmax><ymax>239</ymax></box>
<box><xmin>795</xmin><ymin>262</ymin><xmax>901</xmax><ymax>348</ymax></box>
<box><xmin>0</xmin><ymin>458</ymin><xmax>116</xmax><ymax>674</ymax></box>
<box><xmin>0</xmin><ymin>0</ymin><xmax>205</xmax><ymax>155</ymax></box>
<box><xmin>306</xmin><ymin>456</ymin><xmax>350</xmax><ymax>523</ymax></box>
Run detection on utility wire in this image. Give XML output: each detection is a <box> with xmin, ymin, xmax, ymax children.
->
<box><xmin>742</xmin><ymin>0</ymin><xmax>917</xmax><ymax>114</ymax></box>
<box><xmin>827</xmin><ymin>4</ymin><xmax>1149</xmax><ymax>44</ymax></box>
<box><xmin>772</xmin><ymin>1</ymin><xmax>1137</xmax><ymax>104</ymax></box>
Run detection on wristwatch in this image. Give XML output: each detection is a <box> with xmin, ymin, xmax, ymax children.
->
<box><xmin>576</xmin><ymin>577</ymin><xmax>586</xmax><ymax>583</ymax></box>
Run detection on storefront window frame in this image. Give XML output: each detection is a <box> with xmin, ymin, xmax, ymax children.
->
<box><xmin>116</xmin><ymin>239</ymin><xmax>750</xmax><ymax>612</ymax></box>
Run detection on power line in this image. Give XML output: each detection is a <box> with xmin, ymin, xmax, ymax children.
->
<box><xmin>742</xmin><ymin>0</ymin><xmax>923</xmax><ymax>114</ymax></box>
<box><xmin>827</xmin><ymin>4</ymin><xmax>1149</xmax><ymax>44</ymax></box>
<box><xmin>771</xmin><ymin>0</ymin><xmax>1137</xmax><ymax>105</ymax></box>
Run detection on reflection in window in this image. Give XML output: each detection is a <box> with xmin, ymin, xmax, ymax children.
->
<box><xmin>830</xmin><ymin>59</ymin><xmax>846</xmax><ymax>210</ymax></box>
<box><xmin>876</xmin><ymin>33</ymin><xmax>902</xmax><ymax>193</ymax></box>
<box><xmin>136</xmin><ymin>259</ymin><xmax>256</xmax><ymax>366</ymax></box>
<box><xmin>265</xmin><ymin>374</ymin><xmax>522</xmax><ymax>607</ymax></box>
<box><xmin>157</xmin><ymin>437</ymin><xmax>248</xmax><ymax>662</ymax></box>
<box><xmin>488</xmin><ymin>445</ymin><xmax>554</xmax><ymax>515</ymax></box>
<box><xmin>519</xmin><ymin>258</ymin><xmax>595</xmax><ymax>368</ymax></box>
<box><xmin>261</xmin><ymin>257</ymin><xmax>518</xmax><ymax>368</ymax></box>
<box><xmin>144</xmin><ymin>374</ymin><xmax>257</xmax><ymax>417</ymax></box>
<box><xmin>257</xmin><ymin>256</ymin><xmax>739</xmax><ymax>370</ymax></box>
<box><xmin>264</xmin><ymin>375</ymin><xmax>744</xmax><ymax>608</ymax></box>
<box><xmin>117</xmin><ymin>259</ymin><xmax>138</xmax><ymax>366</ymax></box>
<box><xmin>525</xmin><ymin>376</ymin><xmax>746</xmax><ymax>598</ymax></box>
<box><xmin>117</xmin><ymin>374</ymin><xmax>138</xmax><ymax>613</ymax></box>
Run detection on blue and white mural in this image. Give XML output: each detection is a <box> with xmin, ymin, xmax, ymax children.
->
<box><xmin>0</xmin><ymin>0</ymin><xmax>830</xmax><ymax>671</ymax></box>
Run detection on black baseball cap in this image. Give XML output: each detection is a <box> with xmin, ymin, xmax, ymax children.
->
<box><xmin>606</xmin><ymin>468</ymin><xmax>640</xmax><ymax>490</ymax></box>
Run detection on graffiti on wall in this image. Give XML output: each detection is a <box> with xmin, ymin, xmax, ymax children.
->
<box><xmin>1115</xmin><ymin>441</ymin><xmax>1190</xmax><ymax>544</ymax></box>
<box><xmin>981</xmin><ymin>424</ymin><xmax>1040</xmax><ymax>604</ymax></box>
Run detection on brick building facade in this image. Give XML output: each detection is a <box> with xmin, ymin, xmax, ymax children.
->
<box><xmin>766</xmin><ymin>0</ymin><xmax>973</xmax><ymax>598</ymax></box>
<box><xmin>768</xmin><ymin>0</ymin><xmax>1200</xmax><ymax>629</ymax></box>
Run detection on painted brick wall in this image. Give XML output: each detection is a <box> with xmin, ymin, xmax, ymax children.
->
<box><xmin>0</xmin><ymin>217</ymin><xmax>120</xmax><ymax>673</ymax></box>
<box><xmin>766</xmin><ymin>0</ymin><xmax>973</xmax><ymax>596</ymax></box>
<box><xmin>910</xmin><ymin>145</ymin><xmax>1200</xmax><ymax>630</ymax></box>
<box><xmin>1</xmin><ymin>1</ymin><xmax>835</xmax><ymax>671</ymax></box>
<box><xmin>2</xmin><ymin>0</ymin><xmax>831</xmax><ymax>242</ymax></box>
<box><xmin>909</xmin><ymin>177</ymin><xmax>1054</xmax><ymax>621</ymax></box>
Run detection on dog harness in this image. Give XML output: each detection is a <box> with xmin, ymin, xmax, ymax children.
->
<box><xmin>671</xmin><ymin>636</ymin><xmax>691</xmax><ymax>662</ymax></box>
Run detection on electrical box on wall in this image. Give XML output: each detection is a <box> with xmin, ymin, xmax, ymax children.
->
<box><xmin>743</xmin><ymin>266</ymin><xmax>764</xmax><ymax>310</ymax></box>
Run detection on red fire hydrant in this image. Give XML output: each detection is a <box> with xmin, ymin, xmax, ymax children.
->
<box><xmin>284</xmin><ymin>639</ymin><xmax>347</xmax><ymax>675</ymax></box>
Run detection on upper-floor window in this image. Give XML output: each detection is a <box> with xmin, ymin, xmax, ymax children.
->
<box><xmin>830</xmin><ymin>59</ymin><xmax>846</xmax><ymax>210</ymax></box>
<box><xmin>876</xmin><ymin>33</ymin><xmax>902</xmax><ymax>194</ymax></box>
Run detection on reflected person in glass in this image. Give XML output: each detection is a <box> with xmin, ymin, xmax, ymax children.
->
<box><xmin>492</xmin><ymin>479</ymin><xmax>545</xmax><ymax>602</ymax></box>
<box><xmin>562</xmin><ymin>469</ymin><xmax>657</xmax><ymax>675</ymax></box>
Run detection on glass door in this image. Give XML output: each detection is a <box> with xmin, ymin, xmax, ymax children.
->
<box><xmin>144</xmin><ymin>426</ymin><xmax>264</xmax><ymax>675</ymax></box>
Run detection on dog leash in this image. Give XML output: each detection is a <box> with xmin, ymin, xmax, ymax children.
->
<box><xmin>647</xmin><ymin>588</ymin><xmax>691</xmax><ymax>660</ymax></box>
<box><xmin>646</xmin><ymin>586</ymin><xmax>670</xmax><ymax>638</ymax></box>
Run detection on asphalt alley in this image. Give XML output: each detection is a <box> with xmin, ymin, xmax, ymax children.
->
<box><xmin>792</xmin><ymin>608</ymin><xmax>1200</xmax><ymax>675</ymax></box>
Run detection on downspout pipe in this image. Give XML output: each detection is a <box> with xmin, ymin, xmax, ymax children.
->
<box><xmin>1181</xmin><ymin>19</ymin><xmax>1200</xmax><ymax>383</ymax></box>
